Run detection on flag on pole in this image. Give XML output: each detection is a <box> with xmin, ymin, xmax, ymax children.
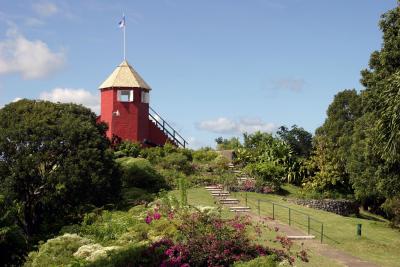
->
<box><xmin>118</xmin><ymin>15</ymin><xmax>126</xmax><ymax>28</ymax></box>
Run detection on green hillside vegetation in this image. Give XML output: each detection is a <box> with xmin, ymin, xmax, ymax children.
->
<box><xmin>2</xmin><ymin>3</ymin><xmax>400</xmax><ymax>267</ymax></box>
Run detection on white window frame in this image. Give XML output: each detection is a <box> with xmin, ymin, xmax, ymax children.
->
<box><xmin>117</xmin><ymin>90</ymin><xmax>134</xmax><ymax>102</ymax></box>
<box><xmin>141</xmin><ymin>91</ymin><xmax>150</xmax><ymax>104</ymax></box>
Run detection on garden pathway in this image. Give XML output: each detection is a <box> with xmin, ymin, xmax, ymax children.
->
<box><xmin>250</xmin><ymin>213</ymin><xmax>379</xmax><ymax>267</ymax></box>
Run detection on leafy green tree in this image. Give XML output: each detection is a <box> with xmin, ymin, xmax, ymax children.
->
<box><xmin>307</xmin><ymin>89</ymin><xmax>362</xmax><ymax>192</ymax></box>
<box><xmin>347</xmin><ymin>112</ymin><xmax>385</xmax><ymax>209</ymax></box>
<box><xmin>361</xmin><ymin>3</ymin><xmax>400</xmax><ymax>92</ymax></box>
<box><xmin>277</xmin><ymin>125</ymin><xmax>312</xmax><ymax>158</ymax></box>
<box><xmin>351</xmin><ymin>4</ymin><xmax>400</xmax><ymax>218</ymax></box>
<box><xmin>215</xmin><ymin>137</ymin><xmax>241</xmax><ymax>150</ymax></box>
<box><xmin>0</xmin><ymin>195</ymin><xmax>28</xmax><ymax>266</ymax></box>
<box><xmin>0</xmin><ymin>99</ymin><xmax>120</xmax><ymax>240</ymax></box>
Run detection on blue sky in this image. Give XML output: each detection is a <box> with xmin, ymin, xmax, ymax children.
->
<box><xmin>0</xmin><ymin>0</ymin><xmax>396</xmax><ymax>148</ymax></box>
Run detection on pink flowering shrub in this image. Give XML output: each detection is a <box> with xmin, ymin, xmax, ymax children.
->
<box><xmin>243</xmin><ymin>179</ymin><xmax>256</xmax><ymax>191</ymax></box>
<box><xmin>136</xmin><ymin>198</ymin><xmax>308</xmax><ymax>266</ymax></box>
<box><xmin>140</xmin><ymin>208</ymin><xmax>306</xmax><ymax>266</ymax></box>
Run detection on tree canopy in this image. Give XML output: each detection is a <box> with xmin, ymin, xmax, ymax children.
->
<box><xmin>0</xmin><ymin>99</ymin><xmax>120</xmax><ymax>240</ymax></box>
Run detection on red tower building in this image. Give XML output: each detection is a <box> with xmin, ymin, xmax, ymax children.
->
<box><xmin>98</xmin><ymin>60</ymin><xmax>187</xmax><ymax>147</ymax></box>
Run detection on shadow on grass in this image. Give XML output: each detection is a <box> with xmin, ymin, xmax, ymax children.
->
<box><xmin>276</xmin><ymin>187</ymin><xmax>291</xmax><ymax>196</ymax></box>
<box><xmin>357</xmin><ymin>212</ymin><xmax>387</xmax><ymax>223</ymax></box>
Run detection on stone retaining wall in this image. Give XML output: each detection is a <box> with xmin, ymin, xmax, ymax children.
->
<box><xmin>292</xmin><ymin>199</ymin><xmax>359</xmax><ymax>216</ymax></box>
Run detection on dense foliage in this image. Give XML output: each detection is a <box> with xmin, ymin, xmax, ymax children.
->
<box><xmin>116</xmin><ymin>157</ymin><xmax>168</xmax><ymax>192</ymax></box>
<box><xmin>0</xmin><ymin>100</ymin><xmax>120</xmax><ymax>260</ymax></box>
<box><xmin>234</xmin><ymin>131</ymin><xmax>311</xmax><ymax>190</ymax></box>
<box><xmin>277</xmin><ymin>125</ymin><xmax>312</xmax><ymax>158</ymax></box>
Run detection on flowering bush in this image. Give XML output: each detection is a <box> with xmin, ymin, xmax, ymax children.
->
<box><xmin>139</xmin><ymin>207</ymin><xmax>306</xmax><ymax>266</ymax></box>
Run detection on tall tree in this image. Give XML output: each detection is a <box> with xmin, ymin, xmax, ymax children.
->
<box><xmin>308</xmin><ymin>89</ymin><xmax>362</xmax><ymax>192</ymax></box>
<box><xmin>277</xmin><ymin>125</ymin><xmax>312</xmax><ymax>158</ymax></box>
<box><xmin>0</xmin><ymin>99</ymin><xmax>121</xmax><ymax>240</ymax></box>
<box><xmin>352</xmin><ymin>4</ymin><xmax>400</xmax><ymax>203</ymax></box>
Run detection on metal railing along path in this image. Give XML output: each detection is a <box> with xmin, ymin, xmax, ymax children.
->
<box><xmin>234</xmin><ymin>192</ymin><xmax>331</xmax><ymax>243</ymax></box>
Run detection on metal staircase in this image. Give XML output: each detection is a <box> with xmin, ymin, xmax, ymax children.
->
<box><xmin>149</xmin><ymin>107</ymin><xmax>188</xmax><ymax>148</ymax></box>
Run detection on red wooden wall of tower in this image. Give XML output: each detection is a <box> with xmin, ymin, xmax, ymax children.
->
<box><xmin>100</xmin><ymin>87</ymin><xmax>148</xmax><ymax>141</ymax></box>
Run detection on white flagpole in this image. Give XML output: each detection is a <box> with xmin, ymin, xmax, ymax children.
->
<box><xmin>123</xmin><ymin>22</ymin><xmax>126</xmax><ymax>60</ymax></box>
<box><xmin>123</xmin><ymin>14</ymin><xmax>126</xmax><ymax>60</ymax></box>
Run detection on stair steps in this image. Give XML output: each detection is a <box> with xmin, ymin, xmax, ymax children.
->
<box><xmin>205</xmin><ymin>186</ymin><xmax>222</xmax><ymax>190</ymax></box>
<box><xmin>287</xmin><ymin>235</ymin><xmax>315</xmax><ymax>240</ymax></box>
<box><xmin>229</xmin><ymin>206</ymin><xmax>251</xmax><ymax>212</ymax></box>
<box><xmin>208</xmin><ymin>189</ymin><xmax>227</xmax><ymax>193</ymax></box>
<box><xmin>211</xmin><ymin>192</ymin><xmax>230</xmax><ymax>197</ymax></box>
<box><xmin>219</xmin><ymin>198</ymin><xmax>240</xmax><ymax>204</ymax></box>
<box><xmin>237</xmin><ymin>177</ymin><xmax>255</xmax><ymax>180</ymax></box>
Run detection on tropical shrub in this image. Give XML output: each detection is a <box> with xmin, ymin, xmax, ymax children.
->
<box><xmin>140</xmin><ymin>146</ymin><xmax>165</xmax><ymax>164</ymax></box>
<box><xmin>159</xmin><ymin>152</ymin><xmax>193</xmax><ymax>174</ymax></box>
<box><xmin>114</xmin><ymin>141</ymin><xmax>141</xmax><ymax>158</ymax></box>
<box><xmin>212</xmin><ymin>154</ymin><xmax>231</xmax><ymax>172</ymax></box>
<box><xmin>192</xmin><ymin>147</ymin><xmax>219</xmax><ymax>163</ymax></box>
<box><xmin>245</xmin><ymin>162</ymin><xmax>284</xmax><ymax>192</ymax></box>
<box><xmin>116</xmin><ymin>157</ymin><xmax>168</xmax><ymax>192</ymax></box>
<box><xmin>24</xmin><ymin>234</ymin><xmax>91</xmax><ymax>267</ymax></box>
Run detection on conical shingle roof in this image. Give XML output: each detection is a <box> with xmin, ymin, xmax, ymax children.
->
<box><xmin>99</xmin><ymin>60</ymin><xmax>151</xmax><ymax>90</ymax></box>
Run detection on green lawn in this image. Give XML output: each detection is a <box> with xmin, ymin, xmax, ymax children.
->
<box><xmin>232</xmin><ymin>190</ymin><xmax>400</xmax><ymax>267</ymax></box>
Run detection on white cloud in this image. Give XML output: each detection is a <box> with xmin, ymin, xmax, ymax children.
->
<box><xmin>197</xmin><ymin>117</ymin><xmax>277</xmax><ymax>135</ymax></box>
<box><xmin>0</xmin><ymin>29</ymin><xmax>65</xmax><ymax>79</ymax></box>
<box><xmin>187</xmin><ymin>136</ymin><xmax>208</xmax><ymax>150</ymax></box>
<box><xmin>198</xmin><ymin>117</ymin><xmax>237</xmax><ymax>134</ymax></box>
<box><xmin>272</xmin><ymin>78</ymin><xmax>306</xmax><ymax>92</ymax></box>
<box><xmin>39</xmin><ymin>88</ymin><xmax>100</xmax><ymax>114</ymax></box>
<box><xmin>25</xmin><ymin>17</ymin><xmax>45</xmax><ymax>27</ymax></box>
<box><xmin>33</xmin><ymin>2</ymin><xmax>59</xmax><ymax>17</ymax></box>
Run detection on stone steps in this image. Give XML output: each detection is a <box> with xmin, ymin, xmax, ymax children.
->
<box><xmin>211</xmin><ymin>192</ymin><xmax>230</xmax><ymax>197</ymax></box>
<box><xmin>219</xmin><ymin>198</ymin><xmax>240</xmax><ymax>204</ymax></box>
<box><xmin>287</xmin><ymin>235</ymin><xmax>315</xmax><ymax>240</ymax></box>
<box><xmin>229</xmin><ymin>206</ymin><xmax>251</xmax><ymax>212</ymax></box>
<box><xmin>237</xmin><ymin>177</ymin><xmax>255</xmax><ymax>181</ymax></box>
<box><xmin>205</xmin><ymin>186</ymin><xmax>222</xmax><ymax>190</ymax></box>
<box><xmin>210</xmin><ymin>190</ymin><xmax>230</xmax><ymax>194</ymax></box>
<box><xmin>206</xmin><ymin>184</ymin><xmax>251</xmax><ymax>213</ymax></box>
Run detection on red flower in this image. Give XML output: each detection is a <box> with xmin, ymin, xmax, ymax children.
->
<box><xmin>145</xmin><ymin>215</ymin><xmax>152</xmax><ymax>224</ymax></box>
<box><xmin>153</xmin><ymin>212</ymin><xmax>161</xmax><ymax>220</ymax></box>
